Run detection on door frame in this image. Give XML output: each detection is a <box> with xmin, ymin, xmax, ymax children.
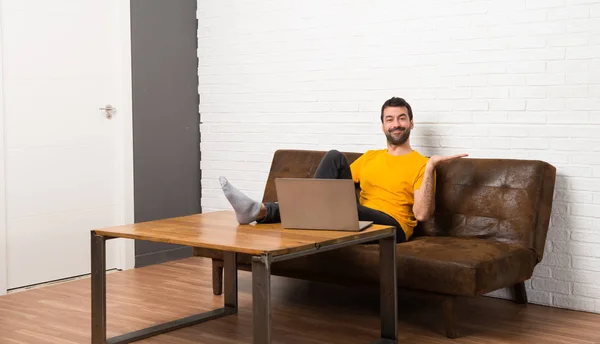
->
<box><xmin>0</xmin><ymin>0</ymin><xmax>135</xmax><ymax>295</ymax></box>
<box><xmin>0</xmin><ymin>0</ymin><xmax>7</xmax><ymax>296</ymax></box>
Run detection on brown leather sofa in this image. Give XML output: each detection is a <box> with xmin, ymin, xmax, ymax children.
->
<box><xmin>194</xmin><ymin>149</ymin><xmax>556</xmax><ymax>338</ymax></box>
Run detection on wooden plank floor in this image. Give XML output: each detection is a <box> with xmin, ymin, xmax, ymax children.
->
<box><xmin>1</xmin><ymin>257</ymin><xmax>599</xmax><ymax>344</ymax></box>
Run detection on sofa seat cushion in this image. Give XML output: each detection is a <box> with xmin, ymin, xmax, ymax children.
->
<box><xmin>395</xmin><ymin>236</ymin><xmax>537</xmax><ymax>296</ymax></box>
<box><xmin>241</xmin><ymin>236</ymin><xmax>536</xmax><ymax>297</ymax></box>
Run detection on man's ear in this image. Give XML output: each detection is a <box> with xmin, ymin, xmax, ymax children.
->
<box><xmin>410</xmin><ymin>120</ymin><xmax>414</xmax><ymax>130</ymax></box>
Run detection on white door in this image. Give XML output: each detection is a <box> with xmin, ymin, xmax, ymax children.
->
<box><xmin>0</xmin><ymin>0</ymin><xmax>134</xmax><ymax>290</ymax></box>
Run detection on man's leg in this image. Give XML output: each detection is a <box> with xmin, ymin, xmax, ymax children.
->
<box><xmin>258</xmin><ymin>150</ymin><xmax>353</xmax><ymax>223</ymax></box>
<box><xmin>219</xmin><ymin>176</ymin><xmax>262</xmax><ymax>224</ymax></box>
<box><xmin>313</xmin><ymin>149</ymin><xmax>353</xmax><ymax>180</ymax></box>
<box><xmin>357</xmin><ymin>205</ymin><xmax>407</xmax><ymax>243</ymax></box>
<box><xmin>221</xmin><ymin>150</ymin><xmax>355</xmax><ymax>224</ymax></box>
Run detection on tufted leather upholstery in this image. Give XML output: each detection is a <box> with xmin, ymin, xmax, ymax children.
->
<box><xmin>196</xmin><ymin>149</ymin><xmax>556</xmax><ymax>298</ymax></box>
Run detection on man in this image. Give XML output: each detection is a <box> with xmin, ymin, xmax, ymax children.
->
<box><xmin>219</xmin><ymin>97</ymin><xmax>467</xmax><ymax>242</ymax></box>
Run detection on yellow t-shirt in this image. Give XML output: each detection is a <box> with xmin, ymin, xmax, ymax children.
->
<box><xmin>350</xmin><ymin>149</ymin><xmax>432</xmax><ymax>240</ymax></box>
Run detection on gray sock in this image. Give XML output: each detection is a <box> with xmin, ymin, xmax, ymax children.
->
<box><xmin>219</xmin><ymin>176</ymin><xmax>261</xmax><ymax>224</ymax></box>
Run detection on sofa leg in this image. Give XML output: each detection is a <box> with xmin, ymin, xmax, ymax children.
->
<box><xmin>443</xmin><ymin>296</ymin><xmax>458</xmax><ymax>339</ymax></box>
<box><xmin>212</xmin><ymin>259</ymin><xmax>224</xmax><ymax>296</ymax></box>
<box><xmin>514</xmin><ymin>281</ymin><xmax>528</xmax><ymax>304</ymax></box>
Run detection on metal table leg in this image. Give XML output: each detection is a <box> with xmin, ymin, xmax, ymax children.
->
<box><xmin>91</xmin><ymin>231</ymin><xmax>107</xmax><ymax>344</ymax></box>
<box><xmin>224</xmin><ymin>252</ymin><xmax>238</xmax><ymax>311</ymax></box>
<box><xmin>91</xmin><ymin>234</ymin><xmax>238</xmax><ymax>344</ymax></box>
<box><xmin>252</xmin><ymin>253</ymin><xmax>272</xmax><ymax>344</ymax></box>
<box><xmin>375</xmin><ymin>234</ymin><xmax>398</xmax><ymax>343</ymax></box>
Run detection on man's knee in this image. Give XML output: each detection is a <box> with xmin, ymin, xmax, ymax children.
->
<box><xmin>324</xmin><ymin>149</ymin><xmax>343</xmax><ymax>159</ymax></box>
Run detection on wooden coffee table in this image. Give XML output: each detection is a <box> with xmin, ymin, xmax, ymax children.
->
<box><xmin>91</xmin><ymin>210</ymin><xmax>398</xmax><ymax>344</ymax></box>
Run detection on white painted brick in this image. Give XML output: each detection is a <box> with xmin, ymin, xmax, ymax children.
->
<box><xmin>487</xmin><ymin>126</ymin><xmax>529</xmax><ymax>137</ymax></box>
<box><xmin>555</xmin><ymin>190</ymin><xmax>592</xmax><ymax>204</ymax></box>
<box><xmin>527</xmin><ymin>99</ymin><xmax>566</xmax><ymax>111</ymax></box>
<box><xmin>551</xmin><ymin>139</ymin><xmax>600</xmax><ymax>152</ymax></box>
<box><xmin>506</xmin><ymin>37</ymin><xmax>546</xmax><ymax>49</ymax></box>
<box><xmin>438</xmin><ymin>112</ymin><xmax>474</xmax><ymax>123</ymax></box>
<box><xmin>586</xmin><ymin>112</ymin><xmax>600</xmax><ymax>124</ymax></box>
<box><xmin>439</xmin><ymin>138</ymin><xmax>474</xmax><ymax>148</ymax></box>
<box><xmin>573</xmin><ymin>257</ymin><xmax>600</xmax><ymax>272</ymax></box>
<box><xmin>571</xmin><ymin>204</ymin><xmax>600</xmax><ymax>217</ymax></box>
<box><xmin>574</xmin><ymin>284</ymin><xmax>600</xmax><ymax>298</ymax></box>
<box><xmin>528</xmin><ymin>126</ymin><xmax>569</xmax><ymax>138</ymax></box>
<box><xmin>547</xmin><ymin>112</ymin><xmax>588</xmax><ymax>123</ymax></box>
<box><xmin>553</xmin><ymin>268</ymin><xmax>599</xmax><ymax>284</ymax></box>
<box><xmin>547</xmin><ymin>60</ymin><xmax>589</xmax><ymax>73</ymax></box>
<box><xmin>474</xmin><ymin>138</ymin><xmax>510</xmax><ymax>149</ymax></box>
<box><xmin>567</xmin><ymin>18</ymin><xmax>600</xmax><ymax>33</ymax></box>
<box><xmin>553</xmin><ymin>215</ymin><xmax>594</xmax><ymax>230</ymax></box>
<box><xmin>509</xmin><ymin>86</ymin><xmax>546</xmax><ymax>98</ymax></box>
<box><xmin>568</xmin><ymin>0</ymin><xmax>600</xmax><ymax>6</ymax></box>
<box><xmin>510</xmin><ymin>138</ymin><xmax>550</xmax><ymax>149</ymax></box>
<box><xmin>526</xmin><ymin>0</ymin><xmax>565</xmax><ymax>8</ymax></box>
<box><xmin>543</xmin><ymin>253</ymin><xmax>572</xmax><ymax>268</ymax></box>
<box><xmin>548</xmin><ymin>5</ymin><xmax>591</xmax><ymax>20</ymax></box>
<box><xmin>506</xmin><ymin>61</ymin><xmax>546</xmax><ymax>74</ymax></box>
<box><xmin>491</xmin><ymin>100</ymin><xmax>527</xmax><ymax>111</ymax></box>
<box><xmin>553</xmin><ymin>240</ymin><xmax>600</xmax><ymax>257</ymax></box>
<box><xmin>552</xmin><ymin>202</ymin><xmax>570</xmax><ymax>217</ymax></box>
<box><xmin>553</xmin><ymin>295</ymin><xmax>597</xmax><ymax>312</ymax></box>
<box><xmin>472</xmin><ymin>87</ymin><xmax>510</xmax><ymax>99</ymax></box>
<box><xmin>546</xmin><ymin>225</ymin><xmax>571</xmax><ymax>241</ymax></box>
<box><xmin>507</xmin><ymin>112</ymin><xmax>546</xmax><ymax>123</ymax></box>
<box><xmin>472</xmin><ymin>113</ymin><xmax>509</xmax><ymax>123</ymax></box>
<box><xmin>572</xmin><ymin>153</ymin><xmax>600</xmax><ymax>165</ymax></box>
<box><xmin>532</xmin><ymin>277</ymin><xmax>571</xmax><ymax>294</ymax></box>
<box><xmin>488</xmin><ymin>74</ymin><xmax>527</xmax><ymax>86</ymax></box>
<box><xmin>571</xmin><ymin>231</ymin><xmax>600</xmax><ymax>244</ymax></box>
<box><xmin>554</xmin><ymin>175</ymin><xmax>571</xmax><ymax>188</ymax></box>
<box><xmin>528</xmin><ymin>74</ymin><xmax>566</xmax><ymax>86</ymax></box>
<box><xmin>526</xmin><ymin>48</ymin><xmax>567</xmax><ymax>61</ymax></box>
<box><xmin>567</xmin><ymin>46</ymin><xmax>600</xmax><ymax>59</ymax></box>
<box><xmin>452</xmin><ymin>101</ymin><xmax>489</xmax><ymax>111</ymax></box>
<box><xmin>533</xmin><ymin>265</ymin><xmax>552</xmax><ymax>278</ymax></box>
<box><xmin>546</xmin><ymin>85</ymin><xmax>589</xmax><ymax>98</ymax></box>
<box><xmin>569</xmin><ymin>127</ymin><xmax>600</xmax><ymax>139</ymax></box>
<box><xmin>567</xmin><ymin>72</ymin><xmax>600</xmax><ymax>84</ymax></box>
<box><xmin>528</xmin><ymin>290</ymin><xmax>553</xmax><ymax>305</ymax></box>
<box><xmin>568</xmin><ymin>99</ymin><xmax>600</xmax><ymax>111</ymax></box>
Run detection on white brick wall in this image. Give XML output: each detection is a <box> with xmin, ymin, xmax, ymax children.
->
<box><xmin>197</xmin><ymin>0</ymin><xmax>600</xmax><ymax>314</ymax></box>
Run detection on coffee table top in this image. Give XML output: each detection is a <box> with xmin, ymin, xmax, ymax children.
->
<box><xmin>93</xmin><ymin>210</ymin><xmax>395</xmax><ymax>256</ymax></box>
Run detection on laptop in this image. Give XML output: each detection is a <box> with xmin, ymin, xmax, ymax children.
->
<box><xmin>274</xmin><ymin>178</ymin><xmax>373</xmax><ymax>231</ymax></box>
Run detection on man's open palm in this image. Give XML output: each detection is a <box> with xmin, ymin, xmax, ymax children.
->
<box><xmin>428</xmin><ymin>153</ymin><xmax>469</xmax><ymax>168</ymax></box>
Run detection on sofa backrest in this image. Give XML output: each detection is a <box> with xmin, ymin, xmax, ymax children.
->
<box><xmin>417</xmin><ymin>157</ymin><xmax>556</xmax><ymax>263</ymax></box>
<box><xmin>261</xmin><ymin>149</ymin><xmax>556</xmax><ymax>263</ymax></box>
<box><xmin>261</xmin><ymin>149</ymin><xmax>362</xmax><ymax>203</ymax></box>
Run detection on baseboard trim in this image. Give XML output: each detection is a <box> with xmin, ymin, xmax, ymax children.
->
<box><xmin>135</xmin><ymin>246</ymin><xmax>194</xmax><ymax>268</ymax></box>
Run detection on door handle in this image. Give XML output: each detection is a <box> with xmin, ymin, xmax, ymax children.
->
<box><xmin>99</xmin><ymin>105</ymin><xmax>115</xmax><ymax>119</ymax></box>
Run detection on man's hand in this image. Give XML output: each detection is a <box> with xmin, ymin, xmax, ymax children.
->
<box><xmin>426</xmin><ymin>153</ymin><xmax>469</xmax><ymax>170</ymax></box>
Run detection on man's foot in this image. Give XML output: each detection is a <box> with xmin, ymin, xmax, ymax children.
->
<box><xmin>219</xmin><ymin>176</ymin><xmax>262</xmax><ymax>224</ymax></box>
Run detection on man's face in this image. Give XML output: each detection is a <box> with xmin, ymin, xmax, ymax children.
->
<box><xmin>382</xmin><ymin>106</ymin><xmax>413</xmax><ymax>146</ymax></box>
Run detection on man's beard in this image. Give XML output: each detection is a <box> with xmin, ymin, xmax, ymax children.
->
<box><xmin>385</xmin><ymin>127</ymin><xmax>411</xmax><ymax>146</ymax></box>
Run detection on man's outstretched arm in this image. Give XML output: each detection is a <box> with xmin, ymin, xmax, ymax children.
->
<box><xmin>413</xmin><ymin>153</ymin><xmax>468</xmax><ymax>222</ymax></box>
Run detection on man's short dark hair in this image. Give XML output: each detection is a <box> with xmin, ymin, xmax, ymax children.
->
<box><xmin>380</xmin><ymin>97</ymin><xmax>413</xmax><ymax>122</ymax></box>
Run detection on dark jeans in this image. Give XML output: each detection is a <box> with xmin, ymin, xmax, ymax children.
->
<box><xmin>259</xmin><ymin>149</ymin><xmax>407</xmax><ymax>243</ymax></box>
